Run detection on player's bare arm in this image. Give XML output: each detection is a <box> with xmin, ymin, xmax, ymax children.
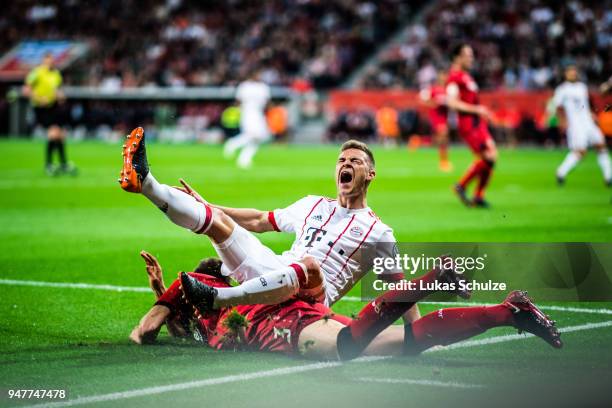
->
<box><xmin>446</xmin><ymin>86</ymin><xmax>490</xmax><ymax>120</ymax></box>
<box><xmin>130</xmin><ymin>305</ymin><xmax>170</xmax><ymax>345</ymax></box>
<box><xmin>140</xmin><ymin>250</ymin><xmax>166</xmax><ymax>298</ymax></box>
<box><xmin>133</xmin><ymin>250</ymin><xmax>191</xmax><ymax>341</ymax></box>
<box><xmin>211</xmin><ymin>205</ymin><xmax>274</xmax><ymax>233</ymax></box>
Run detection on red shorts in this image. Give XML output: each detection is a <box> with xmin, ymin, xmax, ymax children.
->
<box><xmin>459</xmin><ymin>122</ymin><xmax>493</xmax><ymax>153</ymax></box>
<box><xmin>156</xmin><ymin>273</ymin><xmax>352</xmax><ymax>355</ymax></box>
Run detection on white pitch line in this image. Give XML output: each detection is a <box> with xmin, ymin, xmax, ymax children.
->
<box><xmin>19</xmin><ymin>320</ymin><xmax>612</xmax><ymax>408</ymax></box>
<box><xmin>0</xmin><ymin>278</ymin><xmax>150</xmax><ymax>293</ymax></box>
<box><xmin>2</xmin><ymin>279</ymin><xmax>612</xmax><ymax>316</ymax></box>
<box><xmin>427</xmin><ymin>320</ymin><xmax>612</xmax><ymax>352</ymax></box>
<box><xmin>355</xmin><ymin>377</ymin><xmax>484</xmax><ymax>389</ymax></box>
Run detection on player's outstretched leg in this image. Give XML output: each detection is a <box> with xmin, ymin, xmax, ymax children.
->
<box><xmin>180</xmin><ymin>258</ymin><xmax>315</xmax><ymax>313</ymax></box>
<box><xmin>556</xmin><ymin>150</ymin><xmax>583</xmax><ymax>186</ymax></box>
<box><xmin>119</xmin><ymin>127</ymin><xmax>216</xmax><ymax>234</ymax></box>
<box><xmin>472</xmin><ymin>159</ymin><xmax>494</xmax><ymax>208</ymax></box>
<box><xmin>223</xmin><ymin>132</ymin><xmax>249</xmax><ymax>159</ymax></box>
<box><xmin>336</xmin><ymin>260</ymin><xmax>471</xmax><ymax>360</ymax></box>
<box><xmin>472</xmin><ymin>141</ymin><xmax>496</xmax><ymax>208</ymax></box>
<box><xmin>455</xmin><ymin>159</ymin><xmax>488</xmax><ymax>206</ymax></box>
<box><xmin>403</xmin><ymin>290</ymin><xmax>562</xmax><ymax>355</ymax></box>
<box><xmin>237</xmin><ymin>140</ymin><xmax>259</xmax><ymax>169</ymax></box>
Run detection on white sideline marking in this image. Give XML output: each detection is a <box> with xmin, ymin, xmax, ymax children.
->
<box><xmin>0</xmin><ymin>278</ymin><xmax>150</xmax><ymax>293</ymax></box>
<box><xmin>355</xmin><ymin>377</ymin><xmax>484</xmax><ymax>389</ymax></box>
<box><xmin>429</xmin><ymin>320</ymin><xmax>612</xmax><ymax>352</ymax></box>
<box><xmin>19</xmin><ymin>320</ymin><xmax>612</xmax><ymax>408</ymax></box>
<box><xmin>2</xmin><ymin>279</ymin><xmax>612</xmax><ymax>316</ymax></box>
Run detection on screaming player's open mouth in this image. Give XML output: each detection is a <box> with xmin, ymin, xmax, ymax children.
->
<box><xmin>340</xmin><ymin>169</ymin><xmax>353</xmax><ymax>184</ymax></box>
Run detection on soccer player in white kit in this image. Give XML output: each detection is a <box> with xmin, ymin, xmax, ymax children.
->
<box><xmin>550</xmin><ymin>64</ymin><xmax>611</xmax><ymax>186</ymax></box>
<box><xmin>223</xmin><ymin>72</ymin><xmax>271</xmax><ymax>169</ymax></box>
<box><xmin>119</xmin><ymin>129</ymin><xmax>418</xmax><ymax>321</ymax></box>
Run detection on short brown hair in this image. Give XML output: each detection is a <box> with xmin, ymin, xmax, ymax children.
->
<box><xmin>340</xmin><ymin>140</ymin><xmax>375</xmax><ymax>168</ymax></box>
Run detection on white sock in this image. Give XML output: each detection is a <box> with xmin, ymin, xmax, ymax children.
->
<box><xmin>557</xmin><ymin>151</ymin><xmax>581</xmax><ymax>178</ymax></box>
<box><xmin>237</xmin><ymin>141</ymin><xmax>259</xmax><ymax>168</ymax></box>
<box><xmin>141</xmin><ymin>173</ymin><xmax>209</xmax><ymax>232</ymax></box>
<box><xmin>597</xmin><ymin>150</ymin><xmax>612</xmax><ymax>182</ymax></box>
<box><xmin>213</xmin><ymin>263</ymin><xmax>305</xmax><ymax>308</ymax></box>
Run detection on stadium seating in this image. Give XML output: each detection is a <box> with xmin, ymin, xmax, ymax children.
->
<box><xmin>359</xmin><ymin>0</ymin><xmax>611</xmax><ymax>89</ymax></box>
<box><xmin>1</xmin><ymin>0</ymin><xmax>410</xmax><ymax>89</ymax></box>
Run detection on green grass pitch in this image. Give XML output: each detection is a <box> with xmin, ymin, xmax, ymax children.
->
<box><xmin>1</xmin><ymin>139</ymin><xmax>611</xmax><ymax>407</ymax></box>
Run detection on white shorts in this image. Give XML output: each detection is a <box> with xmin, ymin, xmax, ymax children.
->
<box><xmin>212</xmin><ymin>225</ymin><xmax>329</xmax><ymax>304</ymax></box>
<box><xmin>214</xmin><ymin>225</ymin><xmax>292</xmax><ymax>283</ymax></box>
<box><xmin>567</xmin><ymin>124</ymin><xmax>604</xmax><ymax>150</ymax></box>
<box><xmin>240</xmin><ymin>113</ymin><xmax>270</xmax><ymax>141</ymax></box>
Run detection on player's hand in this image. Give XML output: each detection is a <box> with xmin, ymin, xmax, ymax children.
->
<box><xmin>140</xmin><ymin>250</ymin><xmax>165</xmax><ymax>296</ymax></box>
<box><xmin>129</xmin><ymin>326</ymin><xmax>143</xmax><ymax>344</ymax></box>
<box><xmin>177</xmin><ymin>178</ymin><xmax>206</xmax><ymax>204</ymax></box>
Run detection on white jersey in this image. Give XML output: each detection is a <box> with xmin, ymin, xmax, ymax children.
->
<box><xmin>236</xmin><ymin>80</ymin><xmax>271</xmax><ymax>139</ymax></box>
<box><xmin>270</xmin><ymin>195</ymin><xmax>402</xmax><ymax>305</ymax></box>
<box><xmin>551</xmin><ymin>81</ymin><xmax>603</xmax><ymax>149</ymax></box>
<box><xmin>552</xmin><ymin>81</ymin><xmax>596</xmax><ymax>129</ymax></box>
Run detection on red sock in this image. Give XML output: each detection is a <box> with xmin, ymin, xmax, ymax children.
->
<box><xmin>439</xmin><ymin>143</ymin><xmax>448</xmax><ymax>162</ymax></box>
<box><xmin>346</xmin><ymin>268</ymin><xmax>439</xmax><ymax>350</ymax></box>
<box><xmin>474</xmin><ymin>162</ymin><xmax>493</xmax><ymax>199</ymax></box>
<box><xmin>406</xmin><ymin>305</ymin><xmax>514</xmax><ymax>354</ymax></box>
<box><xmin>459</xmin><ymin>159</ymin><xmax>487</xmax><ymax>188</ymax></box>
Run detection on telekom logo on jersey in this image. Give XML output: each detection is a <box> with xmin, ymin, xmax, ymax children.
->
<box><xmin>303</xmin><ymin>226</ymin><xmax>327</xmax><ymax>247</ymax></box>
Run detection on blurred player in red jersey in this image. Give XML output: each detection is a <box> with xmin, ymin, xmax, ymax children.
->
<box><xmin>130</xmin><ymin>251</ymin><xmax>562</xmax><ymax>360</ymax></box>
<box><xmin>446</xmin><ymin>44</ymin><xmax>497</xmax><ymax>208</ymax></box>
<box><xmin>420</xmin><ymin>70</ymin><xmax>452</xmax><ymax>172</ymax></box>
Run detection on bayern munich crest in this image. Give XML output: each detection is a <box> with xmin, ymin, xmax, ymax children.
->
<box><xmin>350</xmin><ymin>226</ymin><xmax>363</xmax><ymax>237</ymax></box>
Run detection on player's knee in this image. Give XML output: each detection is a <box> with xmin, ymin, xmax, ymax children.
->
<box><xmin>212</xmin><ymin>207</ymin><xmax>231</xmax><ymax>227</ymax></box>
<box><xmin>297</xmin><ymin>256</ymin><xmax>325</xmax><ymax>302</ymax></box>
<box><xmin>300</xmin><ymin>256</ymin><xmax>320</xmax><ymax>275</ymax></box>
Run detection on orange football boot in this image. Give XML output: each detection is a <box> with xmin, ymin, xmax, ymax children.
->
<box><xmin>119</xmin><ymin>127</ymin><xmax>149</xmax><ymax>193</ymax></box>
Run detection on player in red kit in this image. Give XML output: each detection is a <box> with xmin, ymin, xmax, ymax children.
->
<box><xmin>420</xmin><ymin>70</ymin><xmax>452</xmax><ymax>172</ymax></box>
<box><xmin>131</xmin><ymin>251</ymin><xmax>562</xmax><ymax>360</ymax></box>
<box><xmin>446</xmin><ymin>44</ymin><xmax>497</xmax><ymax>208</ymax></box>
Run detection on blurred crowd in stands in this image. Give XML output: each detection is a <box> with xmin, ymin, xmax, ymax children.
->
<box><xmin>359</xmin><ymin>0</ymin><xmax>611</xmax><ymax>90</ymax></box>
<box><xmin>327</xmin><ymin>97</ymin><xmax>612</xmax><ymax>147</ymax></box>
<box><xmin>1</xmin><ymin>0</ymin><xmax>411</xmax><ymax>89</ymax></box>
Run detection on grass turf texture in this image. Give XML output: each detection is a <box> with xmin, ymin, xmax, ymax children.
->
<box><xmin>1</xmin><ymin>139</ymin><xmax>611</xmax><ymax>407</ymax></box>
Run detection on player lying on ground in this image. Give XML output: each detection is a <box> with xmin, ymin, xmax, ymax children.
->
<box><xmin>130</xmin><ymin>251</ymin><xmax>562</xmax><ymax>360</ymax></box>
<box><xmin>119</xmin><ymin>127</ymin><xmax>418</xmax><ymax>321</ymax></box>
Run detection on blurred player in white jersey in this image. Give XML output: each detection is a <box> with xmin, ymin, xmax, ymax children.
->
<box><xmin>550</xmin><ymin>64</ymin><xmax>611</xmax><ymax>186</ymax></box>
<box><xmin>223</xmin><ymin>71</ymin><xmax>271</xmax><ymax>169</ymax></box>
<box><xmin>119</xmin><ymin>130</ymin><xmax>420</xmax><ymax>323</ymax></box>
